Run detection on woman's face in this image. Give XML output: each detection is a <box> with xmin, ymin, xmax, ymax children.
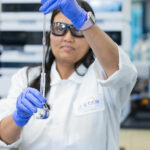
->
<box><xmin>50</xmin><ymin>12</ymin><xmax>90</xmax><ymax>65</ymax></box>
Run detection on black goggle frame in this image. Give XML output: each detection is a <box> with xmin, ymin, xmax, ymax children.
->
<box><xmin>50</xmin><ymin>22</ymin><xmax>84</xmax><ymax>38</ymax></box>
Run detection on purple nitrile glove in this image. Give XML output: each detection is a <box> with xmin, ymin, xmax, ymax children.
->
<box><xmin>12</xmin><ymin>87</ymin><xmax>46</xmax><ymax>127</ymax></box>
<box><xmin>39</xmin><ymin>0</ymin><xmax>88</xmax><ymax>29</ymax></box>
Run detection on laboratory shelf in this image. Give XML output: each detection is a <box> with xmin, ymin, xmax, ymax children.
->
<box><xmin>1</xmin><ymin>0</ymin><xmax>40</xmax><ymax>4</ymax></box>
<box><xmin>0</xmin><ymin>13</ymin><xmax>51</xmax><ymax>21</ymax></box>
<box><xmin>96</xmin><ymin>12</ymin><xmax>130</xmax><ymax>22</ymax></box>
<box><xmin>133</xmin><ymin>61</ymin><xmax>150</xmax><ymax>78</ymax></box>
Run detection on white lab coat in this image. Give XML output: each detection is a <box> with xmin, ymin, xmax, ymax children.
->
<box><xmin>0</xmin><ymin>47</ymin><xmax>137</xmax><ymax>150</ymax></box>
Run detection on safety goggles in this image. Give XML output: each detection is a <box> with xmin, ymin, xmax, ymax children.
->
<box><xmin>50</xmin><ymin>22</ymin><xmax>84</xmax><ymax>38</ymax></box>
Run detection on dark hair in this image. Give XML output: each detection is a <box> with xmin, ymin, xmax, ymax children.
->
<box><xmin>27</xmin><ymin>0</ymin><xmax>95</xmax><ymax>97</ymax></box>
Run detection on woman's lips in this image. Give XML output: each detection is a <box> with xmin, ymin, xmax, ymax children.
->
<box><xmin>61</xmin><ymin>46</ymin><xmax>75</xmax><ymax>51</ymax></box>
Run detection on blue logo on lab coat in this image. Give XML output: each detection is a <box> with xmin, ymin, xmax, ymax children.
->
<box><xmin>79</xmin><ymin>99</ymin><xmax>100</xmax><ymax>110</ymax></box>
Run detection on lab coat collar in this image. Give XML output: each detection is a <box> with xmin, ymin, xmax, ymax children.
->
<box><xmin>50</xmin><ymin>61</ymin><xmax>88</xmax><ymax>86</ymax></box>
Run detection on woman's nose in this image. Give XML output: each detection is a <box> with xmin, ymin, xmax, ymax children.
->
<box><xmin>63</xmin><ymin>29</ymin><xmax>74</xmax><ymax>42</ymax></box>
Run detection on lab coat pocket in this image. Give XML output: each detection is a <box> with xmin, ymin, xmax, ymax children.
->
<box><xmin>73</xmin><ymin>95</ymin><xmax>105</xmax><ymax>116</ymax></box>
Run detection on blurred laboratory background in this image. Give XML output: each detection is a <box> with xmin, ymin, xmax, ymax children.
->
<box><xmin>0</xmin><ymin>0</ymin><xmax>150</xmax><ymax>150</ymax></box>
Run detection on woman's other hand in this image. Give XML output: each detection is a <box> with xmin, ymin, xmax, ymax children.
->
<box><xmin>12</xmin><ymin>88</ymin><xmax>46</xmax><ymax>126</ymax></box>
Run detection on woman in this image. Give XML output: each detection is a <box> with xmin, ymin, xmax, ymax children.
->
<box><xmin>0</xmin><ymin>0</ymin><xmax>137</xmax><ymax>150</ymax></box>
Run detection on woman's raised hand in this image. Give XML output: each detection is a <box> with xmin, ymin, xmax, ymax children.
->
<box><xmin>39</xmin><ymin>0</ymin><xmax>87</xmax><ymax>29</ymax></box>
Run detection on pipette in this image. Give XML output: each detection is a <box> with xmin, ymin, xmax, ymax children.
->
<box><xmin>41</xmin><ymin>14</ymin><xmax>46</xmax><ymax>98</ymax></box>
<box><xmin>34</xmin><ymin>15</ymin><xmax>50</xmax><ymax>119</ymax></box>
